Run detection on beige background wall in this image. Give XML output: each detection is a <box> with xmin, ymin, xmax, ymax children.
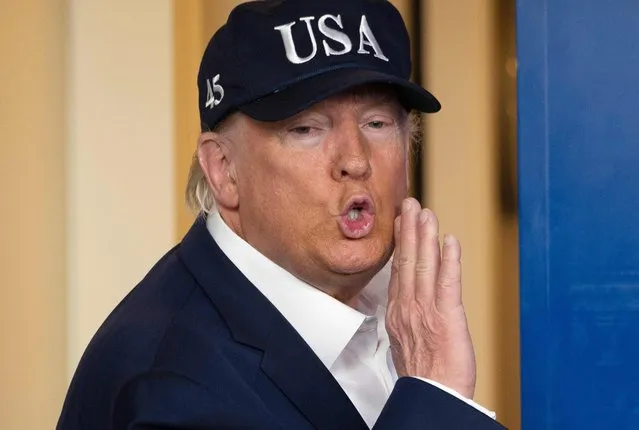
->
<box><xmin>0</xmin><ymin>1</ymin><xmax>67</xmax><ymax>428</ymax></box>
<box><xmin>425</xmin><ymin>0</ymin><xmax>501</xmax><ymax>410</ymax></box>
<box><xmin>424</xmin><ymin>1</ymin><xmax>520</xmax><ymax>427</ymax></box>
<box><xmin>1</xmin><ymin>1</ymin><xmax>175</xmax><ymax>428</ymax></box>
<box><xmin>66</xmin><ymin>0</ymin><xmax>175</xmax><ymax>376</ymax></box>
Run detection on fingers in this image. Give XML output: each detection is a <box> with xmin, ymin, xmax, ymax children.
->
<box><xmin>436</xmin><ymin>234</ymin><xmax>463</xmax><ymax>312</ymax></box>
<box><xmin>390</xmin><ymin>198</ymin><xmax>460</xmax><ymax>309</ymax></box>
<box><xmin>415</xmin><ymin>209</ymin><xmax>440</xmax><ymax>303</ymax></box>
<box><xmin>397</xmin><ymin>198</ymin><xmax>420</xmax><ymax>299</ymax></box>
<box><xmin>388</xmin><ymin>216</ymin><xmax>402</xmax><ymax>302</ymax></box>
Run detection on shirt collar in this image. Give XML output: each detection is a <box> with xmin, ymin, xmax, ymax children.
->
<box><xmin>206</xmin><ymin>211</ymin><xmax>392</xmax><ymax>369</ymax></box>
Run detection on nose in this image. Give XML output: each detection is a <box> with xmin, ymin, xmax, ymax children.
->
<box><xmin>331</xmin><ymin>121</ymin><xmax>372</xmax><ymax>182</ymax></box>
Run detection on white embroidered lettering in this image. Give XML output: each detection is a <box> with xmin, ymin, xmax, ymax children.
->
<box><xmin>274</xmin><ymin>16</ymin><xmax>318</xmax><ymax>64</ymax></box>
<box><xmin>205</xmin><ymin>74</ymin><xmax>224</xmax><ymax>109</ymax></box>
<box><xmin>318</xmin><ymin>14</ymin><xmax>352</xmax><ymax>57</ymax></box>
<box><xmin>358</xmin><ymin>15</ymin><xmax>389</xmax><ymax>62</ymax></box>
<box><xmin>274</xmin><ymin>14</ymin><xmax>389</xmax><ymax>64</ymax></box>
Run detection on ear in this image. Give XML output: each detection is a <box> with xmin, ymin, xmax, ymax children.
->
<box><xmin>198</xmin><ymin>131</ymin><xmax>239</xmax><ymax>209</ymax></box>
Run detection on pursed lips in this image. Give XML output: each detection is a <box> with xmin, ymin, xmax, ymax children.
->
<box><xmin>336</xmin><ymin>195</ymin><xmax>376</xmax><ymax>239</ymax></box>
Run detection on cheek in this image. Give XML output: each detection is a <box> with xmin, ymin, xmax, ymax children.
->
<box><xmin>237</xmin><ymin>151</ymin><xmax>326</xmax><ymax>217</ymax></box>
<box><xmin>271</xmin><ymin>151</ymin><xmax>329</xmax><ymax>196</ymax></box>
<box><xmin>374</xmin><ymin>147</ymin><xmax>409</xmax><ymax>199</ymax></box>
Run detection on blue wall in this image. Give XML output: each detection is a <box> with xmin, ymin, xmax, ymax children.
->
<box><xmin>517</xmin><ymin>0</ymin><xmax>639</xmax><ymax>428</ymax></box>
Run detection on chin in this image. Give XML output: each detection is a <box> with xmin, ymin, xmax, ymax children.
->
<box><xmin>326</xmin><ymin>238</ymin><xmax>390</xmax><ymax>276</ymax></box>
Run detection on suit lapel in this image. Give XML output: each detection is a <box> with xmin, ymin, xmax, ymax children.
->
<box><xmin>178</xmin><ymin>218</ymin><xmax>368</xmax><ymax>430</ymax></box>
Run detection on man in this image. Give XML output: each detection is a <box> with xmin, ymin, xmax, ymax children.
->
<box><xmin>57</xmin><ymin>0</ymin><xmax>507</xmax><ymax>428</ymax></box>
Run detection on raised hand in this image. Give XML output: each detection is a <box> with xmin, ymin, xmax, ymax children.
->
<box><xmin>386</xmin><ymin>198</ymin><xmax>476</xmax><ymax>399</ymax></box>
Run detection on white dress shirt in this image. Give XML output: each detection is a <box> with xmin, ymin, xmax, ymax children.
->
<box><xmin>207</xmin><ymin>211</ymin><xmax>495</xmax><ymax>427</ymax></box>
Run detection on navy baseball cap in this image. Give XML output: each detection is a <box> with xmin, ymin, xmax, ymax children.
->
<box><xmin>197</xmin><ymin>0</ymin><xmax>441</xmax><ymax>131</ymax></box>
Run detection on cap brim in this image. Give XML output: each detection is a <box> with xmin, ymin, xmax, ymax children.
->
<box><xmin>238</xmin><ymin>68</ymin><xmax>441</xmax><ymax>122</ymax></box>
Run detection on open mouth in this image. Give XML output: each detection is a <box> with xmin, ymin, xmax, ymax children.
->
<box><xmin>343</xmin><ymin>198</ymin><xmax>373</xmax><ymax>219</ymax></box>
<box><xmin>338</xmin><ymin>196</ymin><xmax>376</xmax><ymax>239</ymax></box>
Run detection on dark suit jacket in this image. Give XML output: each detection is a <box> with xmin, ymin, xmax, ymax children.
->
<box><xmin>57</xmin><ymin>218</ymin><xmax>507</xmax><ymax>430</ymax></box>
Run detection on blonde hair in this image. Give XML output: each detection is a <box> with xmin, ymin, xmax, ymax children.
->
<box><xmin>185</xmin><ymin>110</ymin><xmax>423</xmax><ymax>215</ymax></box>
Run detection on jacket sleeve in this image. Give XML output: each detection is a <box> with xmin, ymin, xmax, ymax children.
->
<box><xmin>110</xmin><ymin>370</ymin><xmax>281</xmax><ymax>430</ymax></box>
<box><xmin>373</xmin><ymin>377</ymin><xmax>509</xmax><ymax>430</ymax></box>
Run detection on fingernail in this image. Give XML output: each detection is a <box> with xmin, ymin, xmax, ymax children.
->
<box><xmin>419</xmin><ymin>210</ymin><xmax>429</xmax><ymax>225</ymax></box>
<box><xmin>402</xmin><ymin>199</ymin><xmax>411</xmax><ymax>213</ymax></box>
<box><xmin>443</xmin><ymin>234</ymin><xmax>454</xmax><ymax>245</ymax></box>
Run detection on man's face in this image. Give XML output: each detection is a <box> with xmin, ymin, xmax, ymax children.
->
<box><xmin>229</xmin><ymin>87</ymin><xmax>410</xmax><ymax>299</ymax></box>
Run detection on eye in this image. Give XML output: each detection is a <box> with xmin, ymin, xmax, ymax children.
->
<box><xmin>281</xmin><ymin>123</ymin><xmax>325</xmax><ymax>147</ymax></box>
<box><xmin>364</xmin><ymin>117</ymin><xmax>396</xmax><ymax>131</ymax></box>
<box><xmin>289</xmin><ymin>126</ymin><xmax>313</xmax><ymax>135</ymax></box>
<box><xmin>367</xmin><ymin>120</ymin><xmax>386</xmax><ymax>129</ymax></box>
